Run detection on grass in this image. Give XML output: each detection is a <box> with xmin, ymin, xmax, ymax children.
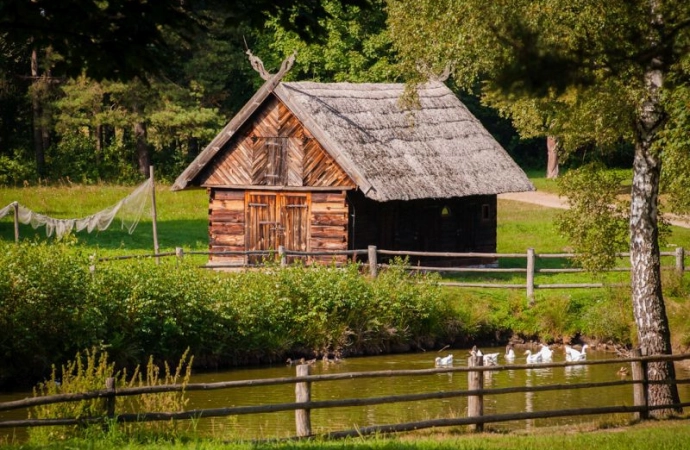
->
<box><xmin>2</xmin><ymin>418</ymin><xmax>690</xmax><ymax>449</ymax></box>
<box><xmin>0</xmin><ymin>183</ymin><xmax>209</xmax><ymax>256</ymax></box>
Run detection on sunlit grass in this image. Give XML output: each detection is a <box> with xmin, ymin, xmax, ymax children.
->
<box><xmin>1</xmin><ymin>418</ymin><xmax>690</xmax><ymax>449</ymax></box>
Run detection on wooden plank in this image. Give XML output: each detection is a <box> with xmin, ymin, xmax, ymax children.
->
<box><xmin>213</xmin><ymin>190</ymin><xmax>245</xmax><ymax>201</ymax></box>
<box><xmin>310</xmin><ymin>225</ymin><xmax>347</xmax><ymax>239</ymax></box>
<box><xmin>311</xmin><ymin>192</ymin><xmax>346</xmax><ymax>203</ymax></box>
<box><xmin>211</xmin><ymin>199</ymin><xmax>245</xmax><ymax>211</ymax></box>
<box><xmin>310</xmin><ymin>238</ymin><xmax>347</xmax><ymax>250</ymax></box>
<box><xmin>210</xmin><ymin>223</ymin><xmax>245</xmax><ymax>235</ymax></box>
<box><xmin>311</xmin><ymin>201</ymin><xmax>348</xmax><ymax>213</ymax></box>
<box><xmin>210</xmin><ymin>211</ymin><xmax>245</xmax><ymax>223</ymax></box>
<box><xmin>311</xmin><ymin>213</ymin><xmax>348</xmax><ymax>226</ymax></box>
<box><xmin>210</xmin><ymin>235</ymin><xmax>245</xmax><ymax>246</ymax></box>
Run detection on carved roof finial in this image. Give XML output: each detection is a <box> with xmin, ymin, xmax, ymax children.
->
<box><xmin>245</xmin><ymin>49</ymin><xmax>298</xmax><ymax>81</ymax></box>
<box><xmin>246</xmin><ymin>49</ymin><xmax>271</xmax><ymax>81</ymax></box>
<box><xmin>416</xmin><ymin>61</ymin><xmax>453</xmax><ymax>82</ymax></box>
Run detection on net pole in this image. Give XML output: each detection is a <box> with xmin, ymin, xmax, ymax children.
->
<box><xmin>149</xmin><ymin>166</ymin><xmax>160</xmax><ymax>264</ymax></box>
<box><xmin>13</xmin><ymin>202</ymin><xmax>19</xmax><ymax>243</ymax></box>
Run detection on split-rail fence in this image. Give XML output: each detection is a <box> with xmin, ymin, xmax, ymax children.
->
<box><xmin>1</xmin><ymin>352</ymin><xmax>689</xmax><ymax>439</ymax></box>
<box><xmin>94</xmin><ymin>245</ymin><xmax>689</xmax><ymax>299</ymax></box>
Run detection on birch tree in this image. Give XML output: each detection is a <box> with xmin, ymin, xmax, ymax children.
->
<box><xmin>387</xmin><ymin>0</ymin><xmax>689</xmax><ymax>415</ymax></box>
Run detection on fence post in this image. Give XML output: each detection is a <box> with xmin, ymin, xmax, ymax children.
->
<box><xmin>526</xmin><ymin>248</ymin><xmax>535</xmax><ymax>305</ymax></box>
<box><xmin>104</xmin><ymin>377</ymin><xmax>116</xmax><ymax>427</ymax></box>
<box><xmin>279</xmin><ymin>245</ymin><xmax>287</xmax><ymax>267</ymax></box>
<box><xmin>675</xmin><ymin>247</ymin><xmax>685</xmax><ymax>276</ymax></box>
<box><xmin>467</xmin><ymin>354</ymin><xmax>484</xmax><ymax>432</ymax></box>
<box><xmin>175</xmin><ymin>247</ymin><xmax>184</xmax><ymax>262</ymax></box>
<box><xmin>368</xmin><ymin>245</ymin><xmax>378</xmax><ymax>277</ymax></box>
<box><xmin>295</xmin><ymin>364</ymin><xmax>312</xmax><ymax>437</ymax></box>
<box><xmin>631</xmin><ymin>348</ymin><xmax>648</xmax><ymax>421</ymax></box>
<box><xmin>13</xmin><ymin>201</ymin><xmax>19</xmax><ymax>243</ymax></box>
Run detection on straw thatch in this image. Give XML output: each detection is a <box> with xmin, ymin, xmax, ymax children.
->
<box><xmin>172</xmin><ymin>80</ymin><xmax>534</xmax><ymax>201</ymax></box>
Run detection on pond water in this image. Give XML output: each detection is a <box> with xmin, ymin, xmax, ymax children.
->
<box><xmin>2</xmin><ymin>346</ymin><xmax>689</xmax><ymax>441</ymax></box>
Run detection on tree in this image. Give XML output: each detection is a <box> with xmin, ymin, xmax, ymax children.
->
<box><xmin>0</xmin><ymin>0</ymin><xmax>370</xmax><ymax>81</ymax></box>
<box><xmin>387</xmin><ymin>0</ymin><xmax>690</xmax><ymax>415</ymax></box>
<box><xmin>261</xmin><ymin>0</ymin><xmax>398</xmax><ymax>83</ymax></box>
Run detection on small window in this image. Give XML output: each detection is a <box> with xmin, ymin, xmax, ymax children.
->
<box><xmin>264</xmin><ymin>137</ymin><xmax>287</xmax><ymax>185</ymax></box>
<box><xmin>481</xmin><ymin>204</ymin><xmax>491</xmax><ymax>221</ymax></box>
<box><xmin>441</xmin><ymin>206</ymin><xmax>452</xmax><ymax>218</ymax></box>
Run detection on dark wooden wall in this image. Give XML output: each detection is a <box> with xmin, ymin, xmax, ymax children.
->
<box><xmin>348</xmin><ymin>191</ymin><xmax>497</xmax><ymax>266</ymax></box>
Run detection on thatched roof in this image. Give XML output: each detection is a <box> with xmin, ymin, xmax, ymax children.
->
<box><xmin>172</xmin><ymin>79</ymin><xmax>534</xmax><ymax>201</ymax></box>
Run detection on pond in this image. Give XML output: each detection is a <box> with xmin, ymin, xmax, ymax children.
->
<box><xmin>2</xmin><ymin>346</ymin><xmax>689</xmax><ymax>441</ymax></box>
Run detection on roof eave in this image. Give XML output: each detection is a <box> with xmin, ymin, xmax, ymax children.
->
<box><xmin>171</xmin><ymin>70</ymin><xmax>291</xmax><ymax>192</ymax></box>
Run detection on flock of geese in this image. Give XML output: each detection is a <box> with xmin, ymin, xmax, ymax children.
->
<box><xmin>434</xmin><ymin>343</ymin><xmax>590</xmax><ymax>368</ymax></box>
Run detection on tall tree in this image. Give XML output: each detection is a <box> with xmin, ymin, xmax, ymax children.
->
<box><xmin>387</xmin><ymin>0</ymin><xmax>689</xmax><ymax>415</ymax></box>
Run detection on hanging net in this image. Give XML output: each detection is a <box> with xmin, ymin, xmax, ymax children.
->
<box><xmin>1</xmin><ymin>178</ymin><xmax>153</xmax><ymax>240</ymax></box>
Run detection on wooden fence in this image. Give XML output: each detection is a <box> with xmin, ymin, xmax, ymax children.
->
<box><xmin>94</xmin><ymin>245</ymin><xmax>688</xmax><ymax>299</ymax></box>
<box><xmin>1</xmin><ymin>352</ymin><xmax>689</xmax><ymax>439</ymax></box>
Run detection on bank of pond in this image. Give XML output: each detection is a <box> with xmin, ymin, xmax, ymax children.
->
<box><xmin>2</xmin><ymin>346</ymin><xmax>689</xmax><ymax>444</ymax></box>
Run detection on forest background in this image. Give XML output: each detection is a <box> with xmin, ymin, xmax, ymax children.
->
<box><xmin>0</xmin><ymin>0</ymin><xmax>637</xmax><ymax>186</ymax></box>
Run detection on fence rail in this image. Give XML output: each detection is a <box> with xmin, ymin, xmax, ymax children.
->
<box><xmin>92</xmin><ymin>245</ymin><xmax>688</xmax><ymax>299</ymax></box>
<box><xmin>1</xmin><ymin>352</ymin><xmax>688</xmax><ymax>438</ymax></box>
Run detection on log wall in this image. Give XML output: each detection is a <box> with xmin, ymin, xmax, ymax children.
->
<box><xmin>208</xmin><ymin>188</ymin><xmax>246</xmax><ymax>265</ymax></box>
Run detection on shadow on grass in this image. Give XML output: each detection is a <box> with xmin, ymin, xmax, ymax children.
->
<box><xmin>0</xmin><ymin>218</ymin><xmax>209</xmax><ymax>253</ymax></box>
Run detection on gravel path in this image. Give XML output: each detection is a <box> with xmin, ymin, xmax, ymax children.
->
<box><xmin>498</xmin><ymin>191</ymin><xmax>690</xmax><ymax>229</ymax></box>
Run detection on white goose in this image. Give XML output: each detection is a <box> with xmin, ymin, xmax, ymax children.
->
<box><xmin>471</xmin><ymin>346</ymin><xmax>499</xmax><ymax>366</ymax></box>
<box><xmin>524</xmin><ymin>349</ymin><xmax>542</xmax><ymax>364</ymax></box>
<box><xmin>435</xmin><ymin>354</ymin><xmax>454</xmax><ymax>367</ymax></box>
<box><xmin>537</xmin><ymin>344</ymin><xmax>553</xmax><ymax>362</ymax></box>
<box><xmin>565</xmin><ymin>344</ymin><xmax>588</xmax><ymax>361</ymax></box>
<box><xmin>504</xmin><ymin>345</ymin><xmax>516</xmax><ymax>363</ymax></box>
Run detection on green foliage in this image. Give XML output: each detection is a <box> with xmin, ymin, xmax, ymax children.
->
<box><xmin>659</xmin><ymin>82</ymin><xmax>690</xmax><ymax>215</ymax></box>
<box><xmin>556</xmin><ymin>164</ymin><xmax>630</xmax><ymax>272</ymax></box>
<box><xmin>0</xmin><ymin>242</ymin><xmax>452</xmax><ymax>387</ymax></box>
<box><xmin>28</xmin><ymin>347</ymin><xmax>192</xmax><ymax>444</ymax></box>
<box><xmin>265</xmin><ymin>0</ymin><xmax>398</xmax><ymax>83</ymax></box>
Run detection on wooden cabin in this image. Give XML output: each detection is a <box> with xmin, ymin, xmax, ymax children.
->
<box><xmin>172</xmin><ymin>56</ymin><xmax>534</xmax><ymax>267</ymax></box>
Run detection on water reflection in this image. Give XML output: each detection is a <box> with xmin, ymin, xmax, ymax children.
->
<box><xmin>1</xmin><ymin>347</ymin><xmax>688</xmax><ymax>441</ymax></box>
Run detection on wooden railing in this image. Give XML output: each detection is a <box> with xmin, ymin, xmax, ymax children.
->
<box><xmin>94</xmin><ymin>245</ymin><xmax>688</xmax><ymax>298</ymax></box>
<box><xmin>1</xmin><ymin>353</ymin><xmax>689</xmax><ymax>439</ymax></box>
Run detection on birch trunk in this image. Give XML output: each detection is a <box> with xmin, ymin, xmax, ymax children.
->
<box><xmin>546</xmin><ymin>136</ymin><xmax>559</xmax><ymax>179</ymax></box>
<box><xmin>629</xmin><ymin>0</ymin><xmax>681</xmax><ymax>416</ymax></box>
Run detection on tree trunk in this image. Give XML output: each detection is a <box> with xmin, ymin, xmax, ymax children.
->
<box><xmin>134</xmin><ymin>119</ymin><xmax>149</xmax><ymax>177</ymax></box>
<box><xmin>30</xmin><ymin>48</ymin><xmax>46</xmax><ymax>179</ymax></box>
<box><xmin>546</xmin><ymin>136</ymin><xmax>559</xmax><ymax>179</ymax></box>
<box><xmin>629</xmin><ymin>0</ymin><xmax>681</xmax><ymax>416</ymax></box>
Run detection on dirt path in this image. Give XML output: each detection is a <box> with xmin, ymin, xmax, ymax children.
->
<box><xmin>498</xmin><ymin>191</ymin><xmax>690</xmax><ymax>229</ymax></box>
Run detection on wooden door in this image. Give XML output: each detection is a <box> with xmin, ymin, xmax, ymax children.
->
<box><xmin>246</xmin><ymin>192</ymin><xmax>310</xmax><ymax>263</ymax></box>
<box><xmin>280</xmin><ymin>194</ymin><xmax>309</xmax><ymax>261</ymax></box>
<box><xmin>247</xmin><ymin>193</ymin><xmax>278</xmax><ymax>263</ymax></box>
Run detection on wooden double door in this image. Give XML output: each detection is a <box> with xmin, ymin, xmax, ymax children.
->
<box><xmin>246</xmin><ymin>192</ymin><xmax>310</xmax><ymax>261</ymax></box>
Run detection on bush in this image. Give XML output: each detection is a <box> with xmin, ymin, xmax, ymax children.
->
<box><xmin>0</xmin><ymin>242</ymin><xmax>454</xmax><ymax>387</ymax></box>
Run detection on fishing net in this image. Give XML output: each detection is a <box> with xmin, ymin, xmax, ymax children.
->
<box><xmin>2</xmin><ymin>178</ymin><xmax>152</xmax><ymax>239</ymax></box>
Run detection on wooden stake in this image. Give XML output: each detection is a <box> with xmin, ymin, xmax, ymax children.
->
<box><xmin>149</xmin><ymin>166</ymin><xmax>160</xmax><ymax>263</ymax></box>
<box><xmin>631</xmin><ymin>348</ymin><xmax>648</xmax><ymax>420</ymax></box>
<box><xmin>467</xmin><ymin>355</ymin><xmax>484</xmax><ymax>432</ymax></box>
<box><xmin>295</xmin><ymin>364</ymin><xmax>312</xmax><ymax>437</ymax></box>
<box><xmin>526</xmin><ymin>248</ymin><xmax>535</xmax><ymax>304</ymax></box>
